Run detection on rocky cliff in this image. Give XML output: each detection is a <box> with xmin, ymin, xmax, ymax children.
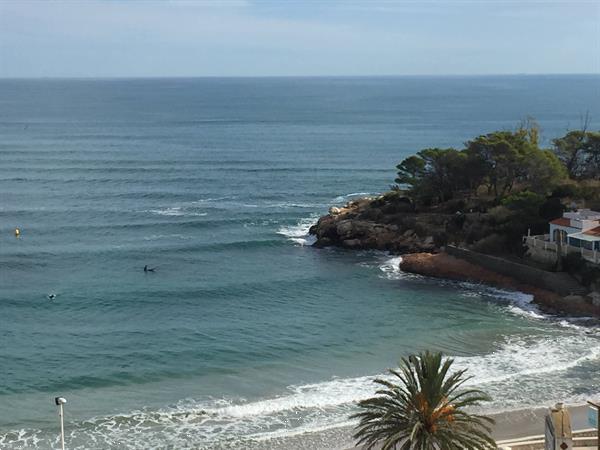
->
<box><xmin>309</xmin><ymin>193</ymin><xmax>600</xmax><ymax>318</ymax></box>
<box><xmin>309</xmin><ymin>195</ymin><xmax>446</xmax><ymax>253</ymax></box>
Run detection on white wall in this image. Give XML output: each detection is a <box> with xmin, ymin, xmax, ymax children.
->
<box><xmin>549</xmin><ymin>224</ymin><xmax>578</xmax><ymax>242</ymax></box>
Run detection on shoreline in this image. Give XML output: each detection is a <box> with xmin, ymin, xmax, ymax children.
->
<box><xmin>400</xmin><ymin>251</ymin><xmax>600</xmax><ymax>317</ymax></box>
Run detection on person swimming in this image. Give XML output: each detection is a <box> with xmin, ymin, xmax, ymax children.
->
<box><xmin>48</xmin><ymin>293</ymin><xmax>56</xmax><ymax>300</ymax></box>
<box><xmin>144</xmin><ymin>265</ymin><xmax>156</xmax><ymax>272</ymax></box>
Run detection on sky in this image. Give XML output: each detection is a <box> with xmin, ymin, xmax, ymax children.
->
<box><xmin>0</xmin><ymin>0</ymin><xmax>598</xmax><ymax>77</ymax></box>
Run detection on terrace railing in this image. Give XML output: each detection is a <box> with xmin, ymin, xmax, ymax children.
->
<box><xmin>524</xmin><ymin>235</ymin><xmax>600</xmax><ymax>265</ymax></box>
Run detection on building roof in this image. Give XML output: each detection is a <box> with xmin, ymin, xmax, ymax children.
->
<box><xmin>569</xmin><ymin>231</ymin><xmax>600</xmax><ymax>242</ymax></box>
<box><xmin>550</xmin><ymin>217</ymin><xmax>571</xmax><ymax>227</ymax></box>
<box><xmin>564</xmin><ymin>209</ymin><xmax>600</xmax><ymax>220</ymax></box>
<box><xmin>584</xmin><ymin>226</ymin><xmax>600</xmax><ymax>237</ymax></box>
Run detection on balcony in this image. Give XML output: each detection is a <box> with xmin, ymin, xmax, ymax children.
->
<box><xmin>523</xmin><ymin>235</ymin><xmax>600</xmax><ymax>265</ymax></box>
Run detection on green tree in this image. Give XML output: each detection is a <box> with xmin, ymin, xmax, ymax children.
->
<box><xmin>501</xmin><ymin>190</ymin><xmax>545</xmax><ymax>215</ymax></box>
<box><xmin>395</xmin><ymin>155</ymin><xmax>426</xmax><ymax>186</ymax></box>
<box><xmin>466</xmin><ymin>129</ymin><xmax>533</xmax><ymax>199</ymax></box>
<box><xmin>417</xmin><ymin>148</ymin><xmax>465</xmax><ymax>202</ymax></box>
<box><xmin>465</xmin><ymin>125</ymin><xmax>565</xmax><ymax>199</ymax></box>
<box><xmin>396</xmin><ymin>149</ymin><xmax>473</xmax><ymax>203</ymax></box>
<box><xmin>352</xmin><ymin>351</ymin><xmax>495</xmax><ymax>450</ymax></box>
<box><xmin>553</xmin><ymin>130</ymin><xmax>589</xmax><ymax>178</ymax></box>
<box><xmin>552</xmin><ymin>130</ymin><xmax>600</xmax><ymax>180</ymax></box>
<box><xmin>524</xmin><ymin>149</ymin><xmax>568</xmax><ymax>194</ymax></box>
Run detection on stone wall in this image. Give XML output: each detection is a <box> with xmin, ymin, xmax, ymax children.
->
<box><xmin>445</xmin><ymin>245</ymin><xmax>586</xmax><ymax>296</ymax></box>
<box><xmin>524</xmin><ymin>238</ymin><xmax>560</xmax><ymax>267</ymax></box>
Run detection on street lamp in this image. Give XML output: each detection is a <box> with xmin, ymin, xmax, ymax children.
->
<box><xmin>54</xmin><ymin>397</ymin><xmax>67</xmax><ymax>450</ymax></box>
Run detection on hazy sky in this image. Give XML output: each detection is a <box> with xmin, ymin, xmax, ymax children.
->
<box><xmin>0</xmin><ymin>0</ymin><xmax>598</xmax><ymax>77</ymax></box>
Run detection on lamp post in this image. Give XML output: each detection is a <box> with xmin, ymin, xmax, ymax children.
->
<box><xmin>54</xmin><ymin>397</ymin><xmax>67</xmax><ymax>450</ymax></box>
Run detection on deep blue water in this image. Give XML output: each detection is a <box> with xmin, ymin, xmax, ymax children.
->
<box><xmin>1</xmin><ymin>76</ymin><xmax>600</xmax><ymax>449</ymax></box>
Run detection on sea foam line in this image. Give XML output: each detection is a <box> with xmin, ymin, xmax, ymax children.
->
<box><xmin>332</xmin><ymin>192</ymin><xmax>373</xmax><ymax>203</ymax></box>
<box><xmin>277</xmin><ymin>216</ymin><xmax>318</xmax><ymax>246</ymax></box>
<box><xmin>2</xmin><ymin>331</ymin><xmax>599</xmax><ymax>450</ymax></box>
<box><xmin>376</xmin><ymin>255</ymin><xmax>594</xmax><ymax>325</ymax></box>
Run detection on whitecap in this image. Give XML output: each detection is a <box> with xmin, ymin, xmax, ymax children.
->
<box><xmin>375</xmin><ymin>255</ymin><xmax>587</xmax><ymax>324</ymax></box>
<box><xmin>378</xmin><ymin>255</ymin><xmax>403</xmax><ymax>279</ymax></box>
<box><xmin>277</xmin><ymin>216</ymin><xmax>318</xmax><ymax>246</ymax></box>
<box><xmin>146</xmin><ymin>207</ymin><xmax>208</xmax><ymax>217</ymax></box>
<box><xmin>4</xmin><ymin>334</ymin><xmax>599</xmax><ymax>449</ymax></box>
<box><xmin>332</xmin><ymin>192</ymin><xmax>373</xmax><ymax>203</ymax></box>
<box><xmin>267</xmin><ymin>202</ymin><xmax>322</xmax><ymax>209</ymax></box>
<box><xmin>143</xmin><ymin>234</ymin><xmax>193</xmax><ymax>241</ymax></box>
<box><xmin>148</xmin><ymin>207</ymin><xmax>184</xmax><ymax>216</ymax></box>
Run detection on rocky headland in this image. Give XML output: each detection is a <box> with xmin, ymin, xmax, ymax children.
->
<box><xmin>309</xmin><ymin>195</ymin><xmax>442</xmax><ymax>252</ymax></box>
<box><xmin>309</xmin><ymin>193</ymin><xmax>600</xmax><ymax>318</ymax></box>
<box><xmin>400</xmin><ymin>252</ymin><xmax>600</xmax><ymax>317</ymax></box>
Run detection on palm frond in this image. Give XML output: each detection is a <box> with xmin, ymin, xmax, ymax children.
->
<box><xmin>353</xmin><ymin>351</ymin><xmax>495</xmax><ymax>449</ymax></box>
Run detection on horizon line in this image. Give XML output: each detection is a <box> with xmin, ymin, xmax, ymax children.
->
<box><xmin>1</xmin><ymin>72</ymin><xmax>599</xmax><ymax>81</ymax></box>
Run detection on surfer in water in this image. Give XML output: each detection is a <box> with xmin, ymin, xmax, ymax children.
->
<box><xmin>144</xmin><ymin>265</ymin><xmax>156</xmax><ymax>273</ymax></box>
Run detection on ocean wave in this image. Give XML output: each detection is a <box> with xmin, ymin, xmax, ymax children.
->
<box><xmin>3</xmin><ymin>332</ymin><xmax>598</xmax><ymax>449</ymax></box>
<box><xmin>146</xmin><ymin>207</ymin><xmax>208</xmax><ymax>217</ymax></box>
<box><xmin>277</xmin><ymin>216</ymin><xmax>318</xmax><ymax>246</ymax></box>
<box><xmin>456</xmin><ymin>334</ymin><xmax>600</xmax><ymax>384</ymax></box>
<box><xmin>142</xmin><ymin>234</ymin><xmax>193</xmax><ymax>241</ymax></box>
<box><xmin>377</xmin><ymin>255</ymin><xmax>403</xmax><ymax>279</ymax></box>
<box><xmin>375</xmin><ymin>255</ymin><xmax>596</xmax><ymax>326</ymax></box>
<box><xmin>332</xmin><ymin>192</ymin><xmax>373</xmax><ymax>203</ymax></box>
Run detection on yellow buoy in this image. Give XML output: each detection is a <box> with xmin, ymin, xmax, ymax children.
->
<box><xmin>14</xmin><ymin>228</ymin><xmax>20</xmax><ymax>237</ymax></box>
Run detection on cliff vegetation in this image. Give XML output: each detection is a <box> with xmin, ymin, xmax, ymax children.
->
<box><xmin>310</xmin><ymin>122</ymin><xmax>600</xmax><ymax>287</ymax></box>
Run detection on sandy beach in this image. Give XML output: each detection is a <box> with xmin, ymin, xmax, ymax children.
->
<box><xmin>341</xmin><ymin>404</ymin><xmax>593</xmax><ymax>449</ymax></box>
<box><xmin>490</xmin><ymin>404</ymin><xmax>592</xmax><ymax>441</ymax></box>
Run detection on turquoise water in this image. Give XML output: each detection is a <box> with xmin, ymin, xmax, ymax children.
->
<box><xmin>1</xmin><ymin>76</ymin><xmax>599</xmax><ymax>449</ymax></box>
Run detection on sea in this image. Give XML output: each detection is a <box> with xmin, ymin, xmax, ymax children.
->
<box><xmin>1</xmin><ymin>76</ymin><xmax>599</xmax><ymax>449</ymax></box>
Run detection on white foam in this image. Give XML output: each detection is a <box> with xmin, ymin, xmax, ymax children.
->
<box><xmin>3</xmin><ymin>332</ymin><xmax>599</xmax><ymax>449</ymax></box>
<box><xmin>147</xmin><ymin>207</ymin><xmax>207</xmax><ymax>217</ymax></box>
<box><xmin>148</xmin><ymin>207</ymin><xmax>184</xmax><ymax>216</ymax></box>
<box><xmin>332</xmin><ymin>192</ymin><xmax>373</xmax><ymax>203</ymax></box>
<box><xmin>454</xmin><ymin>336</ymin><xmax>600</xmax><ymax>387</ymax></box>
<box><xmin>190</xmin><ymin>197</ymin><xmax>231</xmax><ymax>204</ymax></box>
<box><xmin>378</xmin><ymin>255</ymin><xmax>403</xmax><ymax>279</ymax></box>
<box><xmin>376</xmin><ymin>255</ymin><xmax>580</xmax><ymax>324</ymax></box>
<box><xmin>476</xmin><ymin>286</ymin><xmax>546</xmax><ymax>319</ymax></box>
<box><xmin>267</xmin><ymin>202</ymin><xmax>321</xmax><ymax>209</ymax></box>
<box><xmin>143</xmin><ymin>234</ymin><xmax>193</xmax><ymax>241</ymax></box>
<box><xmin>376</xmin><ymin>254</ymin><xmax>424</xmax><ymax>282</ymax></box>
<box><xmin>4</xmin><ymin>253</ymin><xmax>599</xmax><ymax>448</ymax></box>
<box><xmin>277</xmin><ymin>216</ymin><xmax>318</xmax><ymax>246</ymax></box>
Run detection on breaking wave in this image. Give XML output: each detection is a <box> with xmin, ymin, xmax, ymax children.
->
<box><xmin>277</xmin><ymin>216</ymin><xmax>318</xmax><ymax>246</ymax></box>
<box><xmin>332</xmin><ymin>192</ymin><xmax>373</xmax><ymax>203</ymax></box>
<box><xmin>3</xmin><ymin>331</ymin><xmax>598</xmax><ymax>449</ymax></box>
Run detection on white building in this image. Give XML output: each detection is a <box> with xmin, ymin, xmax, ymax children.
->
<box><xmin>549</xmin><ymin>209</ymin><xmax>600</xmax><ymax>251</ymax></box>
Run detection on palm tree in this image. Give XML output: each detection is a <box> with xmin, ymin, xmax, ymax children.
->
<box><xmin>352</xmin><ymin>351</ymin><xmax>495</xmax><ymax>450</ymax></box>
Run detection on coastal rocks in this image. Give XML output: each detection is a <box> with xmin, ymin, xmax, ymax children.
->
<box><xmin>399</xmin><ymin>252</ymin><xmax>518</xmax><ymax>287</ymax></box>
<box><xmin>310</xmin><ymin>193</ymin><xmax>598</xmax><ymax>317</ymax></box>
<box><xmin>400</xmin><ymin>252</ymin><xmax>600</xmax><ymax>318</ymax></box>
<box><xmin>563</xmin><ymin>294</ymin><xmax>588</xmax><ymax>306</ymax></box>
<box><xmin>589</xmin><ymin>291</ymin><xmax>600</xmax><ymax>307</ymax></box>
<box><xmin>341</xmin><ymin>239</ymin><xmax>362</xmax><ymax>248</ymax></box>
<box><xmin>309</xmin><ymin>201</ymin><xmax>438</xmax><ymax>252</ymax></box>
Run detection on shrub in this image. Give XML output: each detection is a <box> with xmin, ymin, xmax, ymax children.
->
<box><xmin>472</xmin><ymin>234</ymin><xmax>508</xmax><ymax>254</ymax></box>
